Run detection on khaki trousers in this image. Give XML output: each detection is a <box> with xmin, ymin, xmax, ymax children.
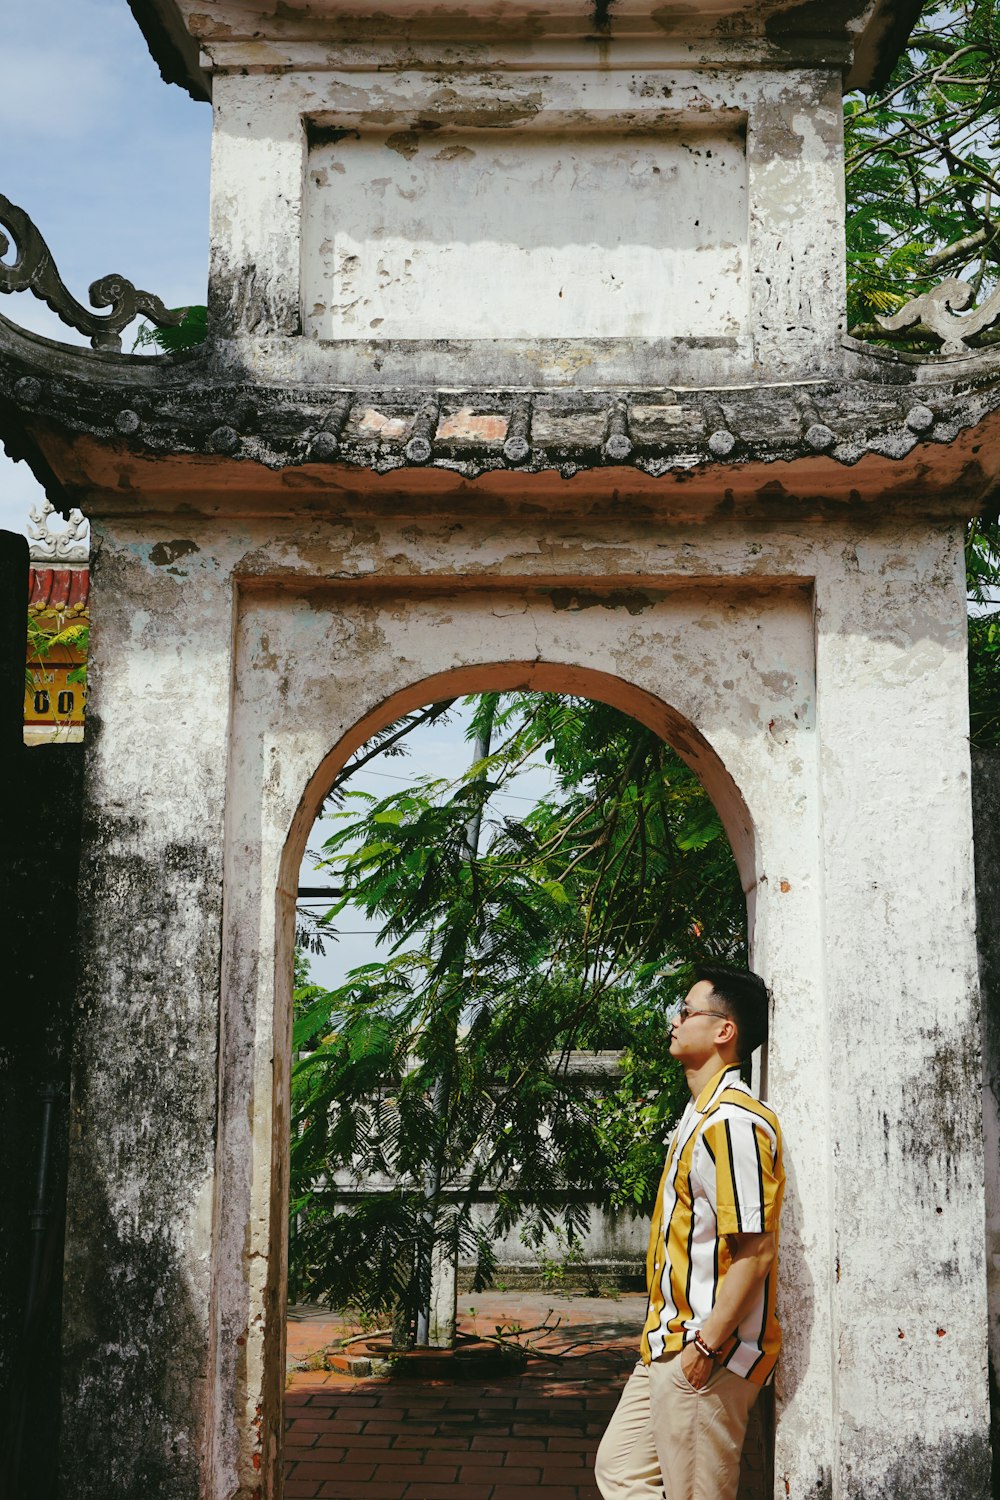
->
<box><xmin>594</xmin><ymin>1355</ymin><xmax>759</xmax><ymax>1500</ymax></box>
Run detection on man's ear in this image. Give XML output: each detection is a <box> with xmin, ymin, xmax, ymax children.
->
<box><xmin>718</xmin><ymin>1017</ymin><xmax>738</xmax><ymax>1048</ymax></box>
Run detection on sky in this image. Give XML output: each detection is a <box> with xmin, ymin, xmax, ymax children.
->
<box><xmin>1</xmin><ymin>3</ymin><xmax>563</xmax><ymax>993</ymax></box>
<box><xmin>0</xmin><ymin>0</ymin><xmax>213</xmax><ymax>535</ymax></box>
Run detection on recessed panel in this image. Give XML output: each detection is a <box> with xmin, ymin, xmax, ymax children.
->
<box><xmin>301</xmin><ymin>121</ymin><xmax>748</xmax><ymax>343</ymax></box>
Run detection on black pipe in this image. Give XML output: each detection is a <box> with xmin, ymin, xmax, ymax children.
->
<box><xmin>4</xmin><ymin>1080</ymin><xmax>62</xmax><ymax>1500</ymax></box>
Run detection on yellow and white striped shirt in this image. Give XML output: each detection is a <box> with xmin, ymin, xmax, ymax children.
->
<box><xmin>640</xmin><ymin>1063</ymin><xmax>784</xmax><ymax>1386</ymax></box>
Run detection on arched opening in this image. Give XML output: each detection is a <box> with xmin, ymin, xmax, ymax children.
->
<box><xmin>269</xmin><ymin>662</ymin><xmax>769</xmax><ymax>1499</ymax></box>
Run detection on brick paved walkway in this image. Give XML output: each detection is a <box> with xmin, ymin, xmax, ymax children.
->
<box><xmin>284</xmin><ymin>1292</ymin><xmax>642</xmax><ymax>1500</ymax></box>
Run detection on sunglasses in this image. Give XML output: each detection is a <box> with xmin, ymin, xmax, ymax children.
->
<box><xmin>671</xmin><ymin>1003</ymin><xmax>730</xmax><ymax>1023</ymax></box>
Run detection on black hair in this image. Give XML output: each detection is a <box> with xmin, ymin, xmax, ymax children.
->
<box><xmin>693</xmin><ymin>964</ymin><xmax>770</xmax><ymax>1062</ymax></box>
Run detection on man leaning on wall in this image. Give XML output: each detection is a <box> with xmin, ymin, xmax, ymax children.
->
<box><xmin>595</xmin><ymin>966</ymin><xmax>784</xmax><ymax>1500</ymax></box>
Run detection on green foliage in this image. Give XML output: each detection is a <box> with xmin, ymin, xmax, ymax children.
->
<box><xmin>970</xmin><ymin>610</ymin><xmax>1000</xmax><ymax>746</ymax></box>
<box><xmin>289</xmin><ymin>694</ymin><xmax>742</xmax><ymax>1319</ymax></box>
<box><xmin>526</xmin><ymin>1224</ymin><xmax>589</xmax><ymax>1290</ymax></box>
<box><xmin>844</xmin><ymin>4</ymin><xmax>1000</xmax><ymax>733</ymax></box>
<box><xmin>967</xmin><ymin>514</ymin><xmax>1000</xmax><ymax>747</ymax></box>
<box><xmin>25</xmin><ymin>613</ymin><xmax>89</xmax><ymax>692</ymax></box>
<box><xmin>966</xmin><ymin>512</ymin><xmax>1000</xmax><ymax>605</ymax></box>
<box><xmin>132</xmin><ymin>304</ymin><xmax>207</xmax><ymax>353</ymax></box>
<box><xmin>845</xmin><ymin>0</ymin><xmax>1000</xmax><ymax>342</ymax></box>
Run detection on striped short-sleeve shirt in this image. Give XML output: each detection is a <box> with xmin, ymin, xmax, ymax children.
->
<box><xmin>640</xmin><ymin>1063</ymin><xmax>784</xmax><ymax>1385</ymax></box>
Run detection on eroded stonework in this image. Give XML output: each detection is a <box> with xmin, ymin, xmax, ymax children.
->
<box><xmin>5</xmin><ymin>312</ymin><xmax>1000</xmax><ymax>518</ymax></box>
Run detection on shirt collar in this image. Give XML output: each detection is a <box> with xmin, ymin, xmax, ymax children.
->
<box><xmin>694</xmin><ymin>1063</ymin><xmax>742</xmax><ymax>1114</ymax></box>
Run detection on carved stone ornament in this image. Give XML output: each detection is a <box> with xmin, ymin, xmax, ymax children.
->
<box><xmin>877</xmin><ymin>276</ymin><xmax>1000</xmax><ymax>356</ymax></box>
<box><xmin>27</xmin><ymin>498</ymin><xmax>90</xmax><ymax>563</ymax></box>
<box><xmin>0</xmin><ymin>194</ymin><xmax>187</xmax><ymax>353</ymax></box>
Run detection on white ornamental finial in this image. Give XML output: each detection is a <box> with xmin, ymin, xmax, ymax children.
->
<box><xmin>876</xmin><ymin>276</ymin><xmax>1000</xmax><ymax>356</ymax></box>
<box><xmin>27</xmin><ymin>498</ymin><xmax>90</xmax><ymax>564</ymax></box>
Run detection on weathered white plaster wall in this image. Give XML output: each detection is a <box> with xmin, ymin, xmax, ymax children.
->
<box><xmin>302</xmin><ymin>119</ymin><xmax>748</xmax><ymax>343</ymax></box>
<box><xmin>60</xmin><ymin>528</ymin><xmax>235</xmax><ymax>1498</ymax></box>
<box><xmin>812</xmin><ymin>534</ymin><xmax>989</xmax><ymax>1494</ymax></box>
<box><xmin>460</xmin><ymin>1203</ymin><xmax>646</xmax><ymax>1279</ymax></box>
<box><xmin>62</xmin><ymin>502</ymin><xmax>990</xmax><ymax>1499</ymax></box>
<box><xmin>972</xmin><ymin>749</ymin><xmax>1000</xmax><ymax>1481</ymax></box>
<box><xmin>224</xmin><ymin>562</ymin><xmax>820</xmax><ymax>1497</ymax></box>
<box><xmin>327</xmin><ymin>1055</ymin><xmax>652</xmax><ymax>1285</ymax></box>
<box><xmin>208</xmin><ymin>61</ymin><xmax>844</xmax><ymax>385</ymax></box>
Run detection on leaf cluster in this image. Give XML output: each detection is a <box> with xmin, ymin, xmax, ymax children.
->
<box><xmin>967</xmin><ymin>513</ymin><xmax>1000</xmax><ymax>748</ymax></box>
<box><xmin>132</xmin><ymin>304</ymin><xmax>207</xmax><ymax>353</ymax></box>
<box><xmin>970</xmin><ymin>607</ymin><xmax>1000</xmax><ymax>746</ymax></box>
<box><xmin>25</xmin><ymin>612</ymin><xmax>89</xmax><ymax>692</ymax></box>
<box><xmin>846</xmin><ymin>0</ymin><xmax>1000</xmax><ymax>341</ymax></box>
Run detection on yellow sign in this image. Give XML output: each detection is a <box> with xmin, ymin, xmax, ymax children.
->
<box><xmin>24</xmin><ymin>653</ymin><xmax>87</xmax><ymax>725</ymax></box>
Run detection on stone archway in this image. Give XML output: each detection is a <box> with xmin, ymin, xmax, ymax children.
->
<box><xmin>47</xmin><ymin>493</ymin><xmax>987</xmax><ymax>1500</ymax></box>
<box><xmin>206</xmin><ymin>578</ymin><xmax>823</xmax><ymax>1498</ymax></box>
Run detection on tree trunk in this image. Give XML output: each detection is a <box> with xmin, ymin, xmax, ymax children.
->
<box><xmin>414</xmin><ymin>707</ymin><xmax>494</xmax><ymax>1346</ymax></box>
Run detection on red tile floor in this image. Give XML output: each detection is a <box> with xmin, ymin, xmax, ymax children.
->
<box><xmin>284</xmin><ymin>1291</ymin><xmax>645</xmax><ymax>1499</ymax></box>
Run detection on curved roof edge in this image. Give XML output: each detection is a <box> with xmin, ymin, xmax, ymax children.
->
<box><xmin>126</xmin><ymin>0</ymin><xmax>211</xmax><ymax>103</ymax></box>
<box><xmin>845</xmin><ymin>0</ymin><xmax>924</xmax><ymax>93</ymax></box>
<box><xmin>4</xmin><ymin>310</ymin><xmax>1000</xmax><ymax>521</ymax></box>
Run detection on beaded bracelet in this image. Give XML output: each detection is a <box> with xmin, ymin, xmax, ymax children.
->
<box><xmin>693</xmin><ymin>1331</ymin><xmax>720</xmax><ymax>1360</ymax></box>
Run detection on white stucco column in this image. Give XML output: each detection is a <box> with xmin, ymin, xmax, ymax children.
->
<box><xmin>747</xmin><ymin>69</ymin><xmax>846</xmax><ymax>379</ymax></box>
<box><xmin>814</xmin><ymin>523</ymin><xmax>991</xmax><ymax>1494</ymax></box>
<box><xmin>60</xmin><ymin>521</ymin><xmax>236</xmax><ymax>1500</ymax></box>
<box><xmin>752</xmin><ymin>785</ymin><xmax>837</xmax><ymax>1495</ymax></box>
<box><xmin>209</xmin><ymin>74</ymin><xmax>305</xmax><ymax>335</ymax></box>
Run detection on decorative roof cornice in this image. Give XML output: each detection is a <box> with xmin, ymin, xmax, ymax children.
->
<box><xmin>127</xmin><ymin>0</ymin><xmax>921</xmax><ymax>97</ymax></box>
<box><xmin>0</xmin><ymin>328</ymin><xmax>997</xmax><ymax>479</ymax></box>
<box><xmin>878</xmin><ymin>276</ymin><xmax>1000</xmax><ymax>356</ymax></box>
<box><xmin>3</xmin><ymin>324</ymin><xmax>1000</xmax><ymax>522</ymax></box>
<box><xmin>28</xmin><ymin>560</ymin><xmax>90</xmax><ymax>616</ymax></box>
<box><xmin>127</xmin><ymin>0</ymin><xmax>211</xmax><ymax>102</ymax></box>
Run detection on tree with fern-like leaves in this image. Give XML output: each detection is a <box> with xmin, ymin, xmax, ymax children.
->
<box><xmin>288</xmin><ymin>693</ymin><xmax>745</xmax><ymax>1342</ymax></box>
<box><xmin>845</xmin><ymin>0</ymin><xmax>1000</xmax><ymax>344</ymax></box>
<box><xmin>841</xmin><ymin>0</ymin><xmax>1000</xmax><ymax>737</ymax></box>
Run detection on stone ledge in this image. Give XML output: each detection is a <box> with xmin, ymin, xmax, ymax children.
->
<box><xmin>4</xmin><ymin>354</ymin><xmax>1000</xmax><ymax>485</ymax></box>
<box><xmin>5</xmin><ymin>315</ymin><xmax>1000</xmax><ymax>519</ymax></box>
